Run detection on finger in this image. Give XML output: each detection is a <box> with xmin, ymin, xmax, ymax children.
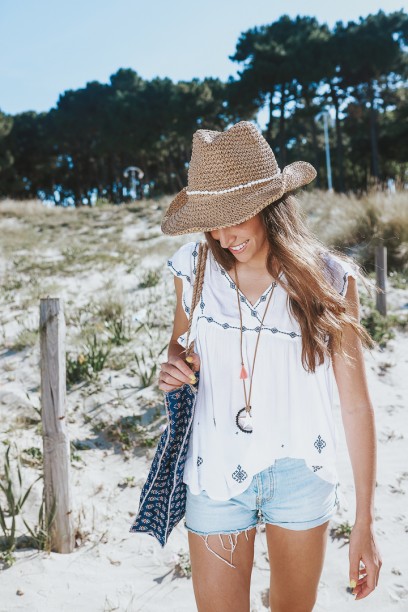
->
<box><xmin>162</xmin><ymin>363</ymin><xmax>197</xmax><ymax>385</ymax></box>
<box><xmin>351</xmin><ymin>575</ymin><xmax>367</xmax><ymax>592</ymax></box>
<box><xmin>352</xmin><ymin>578</ymin><xmax>367</xmax><ymax>596</ymax></box>
<box><xmin>159</xmin><ymin>382</ymin><xmax>182</xmax><ymax>392</ymax></box>
<box><xmin>353</xmin><ymin>564</ymin><xmax>376</xmax><ymax>600</ymax></box>
<box><xmin>159</xmin><ymin>371</ymin><xmax>190</xmax><ymax>389</ymax></box>
<box><xmin>185</xmin><ymin>352</ymin><xmax>201</xmax><ymax>372</ymax></box>
<box><xmin>169</xmin><ymin>356</ymin><xmax>198</xmax><ymax>379</ymax></box>
<box><xmin>355</xmin><ymin>581</ymin><xmax>375</xmax><ymax>600</ymax></box>
<box><xmin>349</xmin><ymin>556</ymin><xmax>361</xmax><ymax>591</ymax></box>
<box><xmin>364</xmin><ymin>563</ymin><xmax>377</xmax><ymax>592</ymax></box>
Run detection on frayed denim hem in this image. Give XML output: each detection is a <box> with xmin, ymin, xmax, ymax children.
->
<box><xmin>184</xmin><ymin>523</ymin><xmax>258</xmax><ymax>568</ymax></box>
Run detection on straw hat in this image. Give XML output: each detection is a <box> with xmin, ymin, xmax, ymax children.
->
<box><xmin>161</xmin><ymin>120</ymin><xmax>317</xmax><ymax>235</ymax></box>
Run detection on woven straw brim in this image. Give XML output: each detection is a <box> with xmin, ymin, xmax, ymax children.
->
<box><xmin>161</xmin><ymin>161</ymin><xmax>316</xmax><ymax>235</ymax></box>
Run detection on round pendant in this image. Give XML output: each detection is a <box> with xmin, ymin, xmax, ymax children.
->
<box><xmin>236</xmin><ymin>407</ymin><xmax>253</xmax><ymax>434</ymax></box>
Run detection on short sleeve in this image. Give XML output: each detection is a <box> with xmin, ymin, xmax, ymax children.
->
<box><xmin>166</xmin><ymin>241</ymin><xmax>199</xmax><ymax>316</ymax></box>
<box><xmin>322</xmin><ymin>252</ymin><xmax>359</xmax><ymax>297</ymax></box>
<box><xmin>166</xmin><ymin>241</ymin><xmax>202</xmax><ymax>349</ymax></box>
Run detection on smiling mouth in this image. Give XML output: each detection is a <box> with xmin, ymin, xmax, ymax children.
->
<box><xmin>229</xmin><ymin>239</ymin><xmax>249</xmax><ymax>252</ymax></box>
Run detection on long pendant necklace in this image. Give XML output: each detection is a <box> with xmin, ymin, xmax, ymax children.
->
<box><xmin>234</xmin><ymin>263</ymin><xmax>277</xmax><ymax>434</ymax></box>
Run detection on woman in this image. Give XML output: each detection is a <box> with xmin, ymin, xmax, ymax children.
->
<box><xmin>158</xmin><ymin>121</ymin><xmax>382</xmax><ymax>611</ymax></box>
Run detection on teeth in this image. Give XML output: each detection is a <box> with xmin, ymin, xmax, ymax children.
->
<box><xmin>231</xmin><ymin>240</ymin><xmax>248</xmax><ymax>251</ymax></box>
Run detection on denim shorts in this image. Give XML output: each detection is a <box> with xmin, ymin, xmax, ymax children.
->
<box><xmin>184</xmin><ymin>457</ymin><xmax>339</xmax><ymax>537</ymax></box>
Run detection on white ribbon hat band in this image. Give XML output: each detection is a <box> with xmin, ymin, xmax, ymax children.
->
<box><xmin>186</xmin><ymin>169</ymin><xmax>282</xmax><ymax>195</ymax></box>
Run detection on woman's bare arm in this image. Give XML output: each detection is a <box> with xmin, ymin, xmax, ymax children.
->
<box><xmin>332</xmin><ymin>276</ymin><xmax>382</xmax><ymax>599</ymax></box>
<box><xmin>332</xmin><ymin>276</ymin><xmax>376</xmax><ymax>522</ymax></box>
<box><xmin>158</xmin><ymin>276</ymin><xmax>200</xmax><ymax>392</ymax></box>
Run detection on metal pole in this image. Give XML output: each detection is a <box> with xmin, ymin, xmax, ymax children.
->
<box><xmin>323</xmin><ymin>112</ymin><xmax>333</xmax><ymax>192</ymax></box>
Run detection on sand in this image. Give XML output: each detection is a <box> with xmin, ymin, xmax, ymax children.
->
<box><xmin>0</xmin><ymin>198</ymin><xmax>407</xmax><ymax>611</ymax></box>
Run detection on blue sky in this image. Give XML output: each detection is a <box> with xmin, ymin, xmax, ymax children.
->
<box><xmin>1</xmin><ymin>0</ymin><xmax>405</xmax><ymax>123</ymax></box>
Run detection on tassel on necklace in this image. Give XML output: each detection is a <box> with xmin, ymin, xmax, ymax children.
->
<box><xmin>239</xmin><ymin>364</ymin><xmax>248</xmax><ymax>380</ymax></box>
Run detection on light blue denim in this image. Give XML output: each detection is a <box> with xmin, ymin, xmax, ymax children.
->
<box><xmin>184</xmin><ymin>457</ymin><xmax>339</xmax><ymax>536</ymax></box>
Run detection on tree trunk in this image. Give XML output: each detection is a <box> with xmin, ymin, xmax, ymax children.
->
<box><xmin>278</xmin><ymin>85</ymin><xmax>286</xmax><ymax>167</ymax></box>
<box><xmin>303</xmin><ymin>89</ymin><xmax>320</xmax><ymax>188</ymax></box>
<box><xmin>266</xmin><ymin>90</ymin><xmax>274</xmax><ymax>146</ymax></box>
<box><xmin>368</xmin><ymin>81</ymin><xmax>380</xmax><ymax>179</ymax></box>
<box><xmin>330</xmin><ymin>85</ymin><xmax>345</xmax><ymax>192</ymax></box>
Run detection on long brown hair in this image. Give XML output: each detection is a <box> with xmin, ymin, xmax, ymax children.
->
<box><xmin>204</xmin><ymin>193</ymin><xmax>375</xmax><ymax>373</ymax></box>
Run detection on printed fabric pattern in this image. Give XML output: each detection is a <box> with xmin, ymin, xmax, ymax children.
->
<box><xmin>129</xmin><ymin>372</ymin><xmax>200</xmax><ymax>547</ymax></box>
<box><xmin>165</xmin><ymin>241</ymin><xmax>359</xmax><ymax>500</ymax></box>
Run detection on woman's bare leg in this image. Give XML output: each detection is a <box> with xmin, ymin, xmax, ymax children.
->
<box><xmin>266</xmin><ymin>520</ymin><xmax>330</xmax><ymax>612</ymax></box>
<box><xmin>187</xmin><ymin>526</ymin><xmax>257</xmax><ymax>612</ymax></box>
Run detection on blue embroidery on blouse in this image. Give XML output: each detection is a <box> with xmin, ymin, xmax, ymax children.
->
<box><xmin>167</xmin><ymin>260</ymin><xmax>191</xmax><ymax>284</ymax></box>
<box><xmin>312</xmin><ymin>465</ymin><xmax>323</xmax><ymax>472</ymax></box>
<box><xmin>170</xmin><ymin>245</ymin><xmax>300</xmax><ymax>338</ymax></box>
<box><xmin>183</xmin><ymin>294</ymin><xmax>190</xmax><ymax>314</ymax></box>
<box><xmin>169</xmin><ymin>242</ymin><xmax>205</xmax><ymax>316</ymax></box>
<box><xmin>232</xmin><ymin>465</ymin><xmax>248</xmax><ymax>483</ymax></box>
<box><xmin>197</xmin><ymin>456</ymin><xmax>203</xmax><ymax>466</ymax></box>
<box><xmin>314</xmin><ymin>435</ymin><xmax>327</xmax><ymax>454</ymax></box>
<box><xmin>196</xmin><ymin>315</ymin><xmax>301</xmax><ymax>338</ymax></box>
<box><xmin>220</xmin><ymin>266</ymin><xmax>279</xmax><ymax>313</ymax></box>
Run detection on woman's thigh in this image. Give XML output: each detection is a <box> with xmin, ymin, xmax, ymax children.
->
<box><xmin>261</xmin><ymin>457</ymin><xmax>337</xmax><ymax>611</ymax></box>
<box><xmin>188</xmin><ymin>527</ymin><xmax>257</xmax><ymax>612</ymax></box>
<box><xmin>184</xmin><ymin>458</ymin><xmax>337</xmax><ymax>611</ymax></box>
<box><xmin>184</xmin><ymin>483</ymin><xmax>261</xmax><ymax>611</ymax></box>
<box><xmin>266</xmin><ymin>521</ymin><xmax>330</xmax><ymax>612</ymax></box>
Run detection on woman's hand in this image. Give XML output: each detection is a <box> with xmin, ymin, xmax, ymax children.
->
<box><xmin>158</xmin><ymin>352</ymin><xmax>201</xmax><ymax>392</ymax></box>
<box><xmin>349</xmin><ymin>522</ymin><xmax>382</xmax><ymax>600</ymax></box>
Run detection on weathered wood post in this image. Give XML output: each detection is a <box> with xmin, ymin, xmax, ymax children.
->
<box><xmin>39</xmin><ymin>298</ymin><xmax>74</xmax><ymax>553</ymax></box>
<box><xmin>375</xmin><ymin>246</ymin><xmax>387</xmax><ymax>317</ymax></box>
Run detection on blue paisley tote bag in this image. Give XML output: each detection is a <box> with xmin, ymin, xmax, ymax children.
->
<box><xmin>129</xmin><ymin>241</ymin><xmax>208</xmax><ymax>547</ymax></box>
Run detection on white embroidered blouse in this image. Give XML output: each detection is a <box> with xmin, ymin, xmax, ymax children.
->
<box><xmin>166</xmin><ymin>240</ymin><xmax>358</xmax><ymax>501</ymax></box>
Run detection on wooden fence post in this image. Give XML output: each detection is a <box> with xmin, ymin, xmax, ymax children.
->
<box><xmin>375</xmin><ymin>246</ymin><xmax>387</xmax><ymax>317</ymax></box>
<box><xmin>39</xmin><ymin>298</ymin><xmax>74</xmax><ymax>553</ymax></box>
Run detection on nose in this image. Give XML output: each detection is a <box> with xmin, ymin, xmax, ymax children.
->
<box><xmin>217</xmin><ymin>228</ymin><xmax>236</xmax><ymax>249</ymax></box>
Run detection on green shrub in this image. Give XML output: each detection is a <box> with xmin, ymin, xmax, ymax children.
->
<box><xmin>102</xmin><ymin>416</ymin><xmax>161</xmax><ymax>451</ymax></box>
<box><xmin>66</xmin><ymin>352</ymin><xmax>91</xmax><ymax>385</ymax></box>
<box><xmin>104</xmin><ymin>316</ymin><xmax>132</xmax><ymax>345</ymax></box>
<box><xmin>0</xmin><ymin>444</ymin><xmax>42</xmax><ymax>560</ymax></box>
<box><xmin>132</xmin><ymin>344</ymin><xmax>167</xmax><ymax>388</ymax></box>
<box><xmin>21</xmin><ymin>447</ymin><xmax>43</xmax><ymax>468</ymax></box>
<box><xmin>66</xmin><ymin>334</ymin><xmax>111</xmax><ymax>385</ymax></box>
<box><xmin>330</xmin><ymin>520</ymin><xmax>352</xmax><ymax>543</ymax></box>
<box><xmin>84</xmin><ymin>334</ymin><xmax>111</xmax><ymax>373</ymax></box>
<box><xmin>138</xmin><ymin>269</ymin><xmax>161</xmax><ymax>289</ymax></box>
<box><xmin>361</xmin><ymin>309</ymin><xmax>395</xmax><ymax>348</ymax></box>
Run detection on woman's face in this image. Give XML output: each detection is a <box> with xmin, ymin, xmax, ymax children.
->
<box><xmin>209</xmin><ymin>213</ymin><xmax>268</xmax><ymax>263</ymax></box>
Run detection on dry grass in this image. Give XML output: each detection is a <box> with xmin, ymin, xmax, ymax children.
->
<box><xmin>1</xmin><ymin>191</ymin><xmax>407</xmax><ymax>360</ymax></box>
<box><xmin>301</xmin><ymin>189</ymin><xmax>408</xmax><ymax>272</ymax></box>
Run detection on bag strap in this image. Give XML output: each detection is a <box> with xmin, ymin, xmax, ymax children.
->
<box><xmin>185</xmin><ymin>241</ymin><xmax>208</xmax><ymax>358</ymax></box>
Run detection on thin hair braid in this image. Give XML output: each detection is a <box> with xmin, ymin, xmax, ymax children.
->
<box><xmin>185</xmin><ymin>241</ymin><xmax>208</xmax><ymax>357</ymax></box>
